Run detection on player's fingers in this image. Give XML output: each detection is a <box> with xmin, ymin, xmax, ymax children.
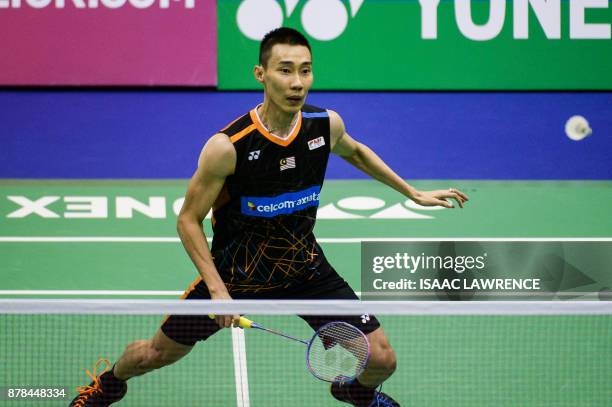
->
<box><xmin>454</xmin><ymin>192</ymin><xmax>468</xmax><ymax>204</ymax></box>
<box><xmin>446</xmin><ymin>188</ymin><xmax>469</xmax><ymax>202</ymax></box>
<box><xmin>437</xmin><ymin>199</ymin><xmax>454</xmax><ymax>209</ymax></box>
<box><xmin>216</xmin><ymin>315</ymin><xmax>231</xmax><ymax>328</ymax></box>
<box><xmin>232</xmin><ymin>315</ymin><xmax>241</xmax><ymax>328</ymax></box>
<box><xmin>456</xmin><ymin>190</ymin><xmax>469</xmax><ymax>201</ymax></box>
<box><xmin>449</xmin><ymin>193</ymin><xmax>464</xmax><ymax>208</ymax></box>
<box><xmin>447</xmin><ymin>189</ymin><xmax>467</xmax><ymax>208</ymax></box>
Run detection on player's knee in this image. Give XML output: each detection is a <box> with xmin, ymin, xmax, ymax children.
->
<box><xmin>370</xmin><ymin>341</ymin><xmax>397</xmax><ymax>376</ymax></box>
<box><xmin>385</xmin><ymin>348</ymin><xmax>397</xmax><ymax>375</ymax></box>
<box><xmin>379</xmin><ymin>347</ymin><xmax>397</xmax><ymax>375</ymax></box>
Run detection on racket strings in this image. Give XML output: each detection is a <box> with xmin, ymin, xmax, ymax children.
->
<box><xmin>307</xmin><ymin>322</ymin><xmax>369</xmax><ymax>382</ymax></box>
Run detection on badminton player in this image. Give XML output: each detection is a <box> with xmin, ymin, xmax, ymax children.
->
<box><xmin>70</xmin><ymin>27</ymin><xmax>468</xmax><ymax>407</ymax></box>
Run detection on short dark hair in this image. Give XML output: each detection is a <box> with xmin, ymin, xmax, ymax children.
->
<box><xmin>259</xmin><ymin>27</ymin><xmax>311</xmax><ymax>67</ymax></box>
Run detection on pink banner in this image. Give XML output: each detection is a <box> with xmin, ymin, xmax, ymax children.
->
<box><xmin>0</xmin><ymin>0</ymin><xmax>216</xmax><ymax>85</ymax></box>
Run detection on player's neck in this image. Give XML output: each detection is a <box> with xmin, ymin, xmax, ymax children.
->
<box><xmin>257</xmin><ymin>101</ymin><xmax>298</xmax><ymax>139</ymax></box>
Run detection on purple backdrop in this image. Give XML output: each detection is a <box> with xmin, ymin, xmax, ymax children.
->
<box><xmin>0</xmin><ymin>1</ymin><xmax>216</xmax><ymax>86</ymax></box>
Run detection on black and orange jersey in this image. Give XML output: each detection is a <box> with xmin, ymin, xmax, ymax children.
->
<box><xmin>210</xmin><ymin>104</ymin><xmax>331</xmax><ymax>293</ymax></box>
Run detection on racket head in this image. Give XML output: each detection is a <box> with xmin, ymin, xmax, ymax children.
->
<box><xmin>305</xmin><ymin>321</ymin><xmax>370</xmax><ymax>383</ymax></box>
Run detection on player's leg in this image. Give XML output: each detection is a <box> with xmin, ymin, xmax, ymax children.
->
<box><xmin>329</xmin><ymin>327</ymin><xmax>399</xmax><ymax>407</ymax></box>
<box><xmin>69</xmin><ymin>279</ymin><xmax>220</xmax><ymax>406</ymax></box>
<box><xmin>359</xmin><ymin>327</ymin><xmax>397</xmax><ymax>386</ymax></box>
<box><xmin>68</xmin><ymin>329</ymin><xmax>195</xmax><ymax>406</ymax></box>
<box><xmin>307</xmin><ymin>315</ymin><xmax>400</xmax><ymax>407</ymax></box>
<box><xmin>292</xmin><ymin>257</ymin><xmax>400</xmax><ymax>406</ymax></box>
<box><xmin>113</xmin><ymin>328</ymin><xmax>194</xmax><ymax>379</ymax></box>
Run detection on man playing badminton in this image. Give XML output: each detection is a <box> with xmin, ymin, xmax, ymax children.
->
<box><xmin>70</xmin><ymin>27</ymin><xmax>468</xmax><ymax>407</ymax></box>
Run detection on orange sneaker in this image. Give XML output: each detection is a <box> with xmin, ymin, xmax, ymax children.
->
<box><xmin>69</xmin><ymin>358</ymin><xmax>127</xmax><ymax>407</ymax></box>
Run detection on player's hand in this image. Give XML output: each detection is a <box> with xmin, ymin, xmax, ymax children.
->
<box><xmin>213</xmin><ymin>314</ymin><xmax>241</xmax><ymax>328</ymax></box>
<box><xmin>412</xmin><ymin>188</ymin><xmax>469</xmax><ymax>208</ymax></box>
<box><xmin>210</xmin><ymin>286</ymin><xmax>241</xmax><ymax>328</ymax></box>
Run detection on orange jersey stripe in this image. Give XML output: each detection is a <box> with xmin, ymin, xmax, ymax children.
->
<box><xmin>229</xmin><ymin>124</ymin><xmax>256</xmax><ymax>144</ymax></box>
<box><xmin>249</xmin><ymin>109</ymin><xmax>302</xmax><ymax>147</ymax></box>
<box><xmin>180</xmin><ymin>276</ymin><xmax>203</xmax><ymax>300</ymax></box>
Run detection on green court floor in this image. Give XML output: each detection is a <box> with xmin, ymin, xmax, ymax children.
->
<box><xmin>2</xmin><ymin>179</ymin><xmax>611</xmax><ymax>294</ymax></box>
<box><xmin>2</xmin><ymin>180</ymin><xmax>612</xmax><ymax>406</ymax></box>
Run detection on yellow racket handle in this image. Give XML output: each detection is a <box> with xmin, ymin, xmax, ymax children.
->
<box><xmin>208</xmin><ymin>314</ymin><xmax>253</xmax><ymax>329</ymax></box>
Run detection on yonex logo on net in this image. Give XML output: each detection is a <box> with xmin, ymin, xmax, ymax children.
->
<box><xmin>241</xmin><ymin>186</ymin><xmax>321</xmax><ymax>218</ymax></box>
<box><xmin>236</xmin><ymin>0</ymin><xmax>365</xmax><ymax>42</ymax></box>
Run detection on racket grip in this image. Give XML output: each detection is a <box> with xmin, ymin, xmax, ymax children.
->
<box><xmin>208</xmin><ymin>314</ymin><xmax>253</xmax><ymax>329</ymax></box>
<box><xmin>238</xmin><ymin>317</ymin><xmax>253</xmax><ymax>329</ymax></box>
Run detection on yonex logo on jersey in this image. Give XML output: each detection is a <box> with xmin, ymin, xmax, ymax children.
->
<box><xmin>361</xmin><ymin>314</ymin><xmax>370</xmax><ymax>324</ymax></box>
<box><xmin>248</xmin><ymin>150</ymin><xmax>260</xmax><ymax>160</ymax></box>
<box><xmin>280</xmin><ymin>156</ymin><xmax>296</xmax><ymax>171</ymax></box>
<box><xmin>308</xmin><ymin>136</ymin><xmax>325</xmax><ymax>151</ymax></box>
<box><xmin>241</xmin><ymin>186</ymin><xmax>321</xmax><ymax>218</ymax></box>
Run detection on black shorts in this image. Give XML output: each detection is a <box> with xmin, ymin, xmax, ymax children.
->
<box><xmin>161</xmin><ymin>260</ymin><xmax>380</xmax><ymax>346</ymax></box>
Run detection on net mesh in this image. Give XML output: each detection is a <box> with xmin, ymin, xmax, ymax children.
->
<box><xmin>1</xmin><ymin>300</ymin><xmax>611</xmax><ymax>407</ymax></box>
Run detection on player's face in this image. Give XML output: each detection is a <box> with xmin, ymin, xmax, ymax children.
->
<box><xmin>257</xmin><ymin>44</ymin><xmax>313</xmax><ymax>114</ymax></box>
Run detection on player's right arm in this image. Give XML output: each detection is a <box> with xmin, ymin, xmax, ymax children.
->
<box><xmin>176</xmin><ymin>133</ymin><xmax>238</xmax><ymax>328</ymax></box>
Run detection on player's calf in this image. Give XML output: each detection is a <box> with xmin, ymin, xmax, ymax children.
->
<box><xmin>330</xmin><ymin>328</ymin><xmax>400</xmax><ymax>406</ymax></box>
<box><xmin>114</xmin><ymin>330</ymin><xmax>193</xmax><ymax>379</ymax></box>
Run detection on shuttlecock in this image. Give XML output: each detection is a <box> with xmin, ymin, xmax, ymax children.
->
<box><xmin>565</xmin><ymin>115</ymin><xmax>592</xmax><ymax>141</ymax></box>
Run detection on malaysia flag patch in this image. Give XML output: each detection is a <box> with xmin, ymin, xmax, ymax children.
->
<box><xmin>280</xmin><ymin>156</ymin><xmax>296</xmax><ymax>171</ymax></box>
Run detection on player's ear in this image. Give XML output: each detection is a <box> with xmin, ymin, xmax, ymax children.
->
<box><xmin>254</xmin><ymin>65</ymin><xmax>265</xmax><ymax>84</ymax></box>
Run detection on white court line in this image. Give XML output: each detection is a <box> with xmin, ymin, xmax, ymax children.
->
<box><xmin>0</xmin><ymin>290</ymin><xmax>183</xmax><ymax>296</ymax></box>
<box><xmin>0</xmin><ymin>290</ymin><xmax>362</xmax><ymax>296</ymax></box>
<box><xmin>231</xmin><ymin>328</ymin><xmax>250</xmax><ymax>407</ymax></box>
<box><xmin>0</xmin><ymin>237</ymin><xmax>181</xmax><ymax>242</ymax></box>
<box><xmin>0</xmin><ymin>237</ymin><xmax>611</xmax><ymax>243</ymax></box>
<box><xmin>0</xmin><ymin>290</ymin><xmax>603</xmax><ymax>297</ymax></box>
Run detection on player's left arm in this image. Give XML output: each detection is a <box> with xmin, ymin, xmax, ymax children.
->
<box><xmin>328</xmin><ymin>110</ymin><xmax>468</xmax><ymax>208</ymax></box>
